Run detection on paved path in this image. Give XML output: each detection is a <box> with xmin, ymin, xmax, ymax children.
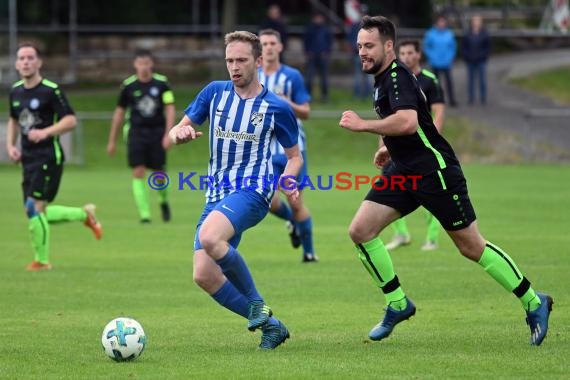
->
<box><xmin>446</xmin><ymin>49</ymin><xmax>570</xmax><ymax>162</ymax></box>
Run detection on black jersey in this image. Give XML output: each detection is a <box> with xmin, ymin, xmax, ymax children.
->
<box><xmin>117</xmin><ymin>73</ymin><xmax>174</xmax><ymax>129</ymax></box>
<box><xmin>416</xmin><ymin>69</ymin><xmax>445</xmax><ymax>109</ymax></box>
<box><xmin>373</xmin><ymin>60</ymin><xmax>458</xmax><ymax>174</ymax></box>
<box><xmin>9</xmin><ymin>78</ymin><xmax>75</xmax><ymax>161</ymax></box>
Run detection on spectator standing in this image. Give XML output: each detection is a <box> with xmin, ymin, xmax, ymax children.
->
<box><xmin>423</xmin><ymin>14</ymin><xmax>458</xmax><ymax>107</ymax></box>
<box><xmin>462</xmin><ymin>15</ymin><xmax>491</xmax><ymax>105</ymax></box>
<box><xmin>304</xmin><ymin>12</ymin><xmax>333</xmax><ymax>103</ymax></box>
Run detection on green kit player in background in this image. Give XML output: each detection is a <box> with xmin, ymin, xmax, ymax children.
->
<box><xmin>339</xmin><ymin>15</ymin><xmax>552</xmax><ymax>346</ymax></box>
<box><xmin>384</xmin><ymin>39</ymin><xmax>446</xmax><ymax>252</ymax></box>
<box><xmin>6</xmin><ymin>43</ymin><xmax>102</xmax><ymax>271</ymax></box>
<box><xmin>107</xmin><ymin>49</ymin><xmax>176</xmax><ymax>223</ymax></box>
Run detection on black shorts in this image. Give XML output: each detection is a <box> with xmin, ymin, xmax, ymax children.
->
<box><xmin>128</xmin><ymin>127</ymin><xmax>166</xmax><ymax>170</ymax></box>
<box><xmin>366</xmin><ymin>164</ymin><xmax>476</xmax><ymax>231</ymax></box>
<box><xmin>22</xmin><ymin>159</ymin><xmax>64</xmax><ymax>203</ymax></box>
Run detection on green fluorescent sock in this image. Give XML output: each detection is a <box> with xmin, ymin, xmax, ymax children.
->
<box><xmin>356</xmin><ymin>238</ymin><xmax>407</xmax><ymax>310</ymax></box>
<box><xmin>391</xmin><ymin>218</ymin><xmax>409</xmax><ymax>236</ymax></box>
<box><xmin>158</xmin><ymin>187</ymin><xmax>168</xmax><ymax>203</ymax></box>
<box><xmin>478</xmin><ymin>242</ymin><xmax>540</xmax><ymax>311</ymax></box>
<box><xmin>29</xmin><ymin>213</ymin><xmax>50</xmax><ymax>264</ymax></box>
<box><xmin>132</xmin><ymin>178</ymin><xmax>151</xmax><ymax>220</ymax></box>
<box><xmin>424</xmin><ymin>209</ymin><xmax>441</xmax><ymax>243</ymax></box>
<box><xmin>45</xmin><ymin>205</ymin><xmax>87</xmax><ymax>223</ymax></box>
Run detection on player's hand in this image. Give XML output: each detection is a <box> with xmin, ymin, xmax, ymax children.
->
<box><xmin>162</xmin><ymin>134</ymin><xmax>172</xmax><ymax>150</ymax></box>
<box><xmin>374</xmin><ymin>146</ymin><xmax>390</xmax><ymax>169</ymax></box>
<box><xmin>279</xmin><ymin>175</ymin><xmax>299</xmax><ymax>202</ymax></box>
<box><xmin>169</xmin><ymin>124</ymin><xmax>203</xmax><ymax>145</ymax></box>
<box><xmin>339</xmin><ymin>110</ymin><xmax>365</xmax><ymax>132</ymax></box>
<box><xmin>7</xmin><ymin>146</ymin><xmax>21</xmax><ymax>162</ymax></box>
<box><xmin>107</xmin><ymin>142</ymin><xmax>116</xmax><ymax>157</ymax></box>
<box><xmin>28</xmin><ymin>129</ymin><xmax>49</xmax><ymax>143</ymax></box>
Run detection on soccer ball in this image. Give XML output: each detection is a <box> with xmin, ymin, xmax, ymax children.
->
<box><xmin>101</xmin><ymin>317</ymin><xmax>147</xmax><ymax>362</ymax></box>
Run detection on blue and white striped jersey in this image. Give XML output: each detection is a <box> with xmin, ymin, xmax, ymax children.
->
<box><xmin>258</xmin><ymin>64</ymin><xmax>310</xmax><ymax>155</ymax></box>
<box><xmin>185</xmin><ymin>81</ymin><xmax>299</xmax><ymax>203</ymax></box>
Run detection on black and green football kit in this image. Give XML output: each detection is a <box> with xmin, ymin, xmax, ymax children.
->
<box><xmin>356</xmin><ymin>60</ymin><xmax>543</xmax><ymax>332</ymax></box>
<box><xmin>10</xmin><ymin>78</ymin><xmax>97</xmax><ymax>267</ymax></box>
<box><xmin>384</xmin><ymin>67</ymin><xmax>445</xmax><ymax>244</ymax></box>
<box><xmin>10</xmin><ymin>78</ymin><xmax>74</xmax><ymax>202</ymax></box>
<box><xmin>117</xmin><ymin>73</ymin><xmax>174</xmax><ymax>169</ymax></box>
<box><xmin>365</xmin><ymin>60</ymin><xmax>474</xmax><ymax>230</ymax></box>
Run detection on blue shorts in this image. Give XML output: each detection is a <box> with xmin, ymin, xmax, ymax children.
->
<box><xmin>194</xmin><ymin>189</ymin><xmax>269</xmax><ymax>250</ymax></box>
<box><xmin>272</xmin><ymin>151</ymin><xmax>308</xmax><ymax>189</ymax></box>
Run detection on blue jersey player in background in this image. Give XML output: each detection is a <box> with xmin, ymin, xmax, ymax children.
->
<box><xmin>169</xmin><ymin>31</ymin><xmax>303</xmax><ymax>350</ymax></box>
<box><xmin>258</xmin><ymin>29</ymin><xmax>318</xmax><ymax>263</ymax></box>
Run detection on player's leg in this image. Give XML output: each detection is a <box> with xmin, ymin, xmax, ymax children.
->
<box><xmin>383</xmin><ymin>161</ymin><xmax>411</xmax><ymax>250</ymax></box>
<box><xmin>427</xmin><ymin>165</ymin><xmax>552</xmax><ymax>345</ymax></box>
<box><xmin>25</xmin><ymin>197</ymin><xmax>51</xmax><ymax>270</ymax></box>
<box><xmin>350</xmin><ymin>175</ymin><xmax>419</xmax><ymax>340</ymax></box>
<box><xmin>421</xmin><ymin>209</ymin><xmax>440</xmax><ymax>251</ymax></box>
<box><xmin>199</xmin><ymin>190</ymin><xmax>272</xmax><ymax>330</ymax></box>
<box><xmin>386</xmin><ymin>217</ymin><xmax>411</xmax><ymax>250</ymax></box>
<box><xmin>150</xmin><ymin>128</ymin><xmax>170</xmax><ymax>222</ymax></box>
<box><xmin>23</xmin><ymin>163</ymin><xmax>54</xmax><ymax>270</ymax></box>
<box><xmin>194</xmin><ymin>224</ymin><xmax>288</xmax><ymax>349</ymax></box>
<box><xmin>292</xmin><ymin>152</ymin><xmax>316</xmax><ymax>262</ymax></box>
<box><xmin>131</xmin><ymin>165</ymin><xmax>150</xmax><ymax>222</ymax></box>
<box><xmin>128</xmin><ymin>129</ymin><xmax>151</xmax><ymax>222</ymax></box>
<box><xmin>289</xmin><ymin>191</ymin><xmax>317</xmax><ymax>262</ymax></box>
<box><xmin>269</xmin><ymin>154</ymin><xmax>298</xmax><ymax>248</ymax></box>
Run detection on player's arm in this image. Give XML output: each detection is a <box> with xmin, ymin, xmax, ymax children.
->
<box><xmin>162</xmin><ymin>103</ymin><xmax>176</xmax><ymax>149</ymax></box>
<box><xmin>169</xmin><ymin>115</ymin><xmax>203</xmax><ymax>145</ymax></box>
<box><xmin>339</xmin><ymin>108</ymin><xmax>418</xmax><ymax>136</ymax></box>
<box><xmin>27</xmin><ymin>114</ymin><xmax>77</xmax><ymax>143</ymax></box>
<box><xmin>431</xmin><ymin>102</ymin><xmax>445</xmax><ymax>133</ymax></box>
<box><xmin>107</xmin><ymin>106</ymin><xmax>126</xmax><ymax>156</ymax></box>
<box><xmin>282</xmin><ymin>99</ymin><xmax>310</xmax><ymax>120</ymax></box>
<box><xmin>280</xmin><ymin>144</ymin><xmax>303</xmax><ymax>201</ymax></box>
<box><xmin>6</xmin><ymin>117</ymin><xmax>22</xmax><ymax>162</ymax></box>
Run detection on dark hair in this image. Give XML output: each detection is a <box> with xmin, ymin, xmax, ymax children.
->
<box><xmin>259</xmin><ymin>28</ymin><xmax>282</xmax><ymax>42</ymax></box>
<box><xmin>17</xmin><ymin>42</ymin><xmax>41</xmax><ymax>58</ymax></box>
<box><xmin>224</xmin><ymin>31</ymin><xmax>262</xmax><ymax>59</ymax></box>
<box><xmin>397</xmin><ymin>39</ymin><xmax>420</xmax><ymax>53</ymax></box>
<box><xmin>134</xmin><ymin>48</ymin><xmax>153</xmax><ymax>60</ymax></box>
<box><xmin>360</xmin><ymin>15</ymin><xmax>396</xmax><ymax>44</ymax></box>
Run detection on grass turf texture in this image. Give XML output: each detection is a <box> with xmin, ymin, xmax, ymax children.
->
<box><xmin>1</xmin><ymin>161</ymin><xmax>569</xmax><ymax>378</ymax></box>
<box><xmin>1</xmin><ymin>83</ymin><xmax>569</xmax><ymax>378</ymax></box>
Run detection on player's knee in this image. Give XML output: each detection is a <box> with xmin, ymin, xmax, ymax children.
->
<box><xmin>456</xmin><ymin>239</ymin><xmax>485</xmax><ymax>261</ymax></box>
<box><xmin>348</xmin><ymin>222</ymin><xmax>372</xmax><ymax>244</ymax></box>
<box><xmin>193</xmin><ymin>263</ymin><xmax>224</xmax><ymax>292</ymax></box>
<box><xmin>198</xmin><ymin>229</ymin><xmax>218</xmax><ymax>253</ymax></box>
<box><xmin>24</xmin><ymin>198</ymin><xmax>39</xmax><ymax>218</ymax></box>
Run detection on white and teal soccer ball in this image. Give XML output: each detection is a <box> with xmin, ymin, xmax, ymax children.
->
<box><xmin>101</xmin><ymin>317</ymin><xmax>147</xmax><ymax>362</ymax></box>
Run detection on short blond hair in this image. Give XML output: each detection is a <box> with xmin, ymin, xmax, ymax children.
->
<box><xmin>224</xmin><ymin>31</ymin><xmax>262</xmax><ymax>59</ymax></box>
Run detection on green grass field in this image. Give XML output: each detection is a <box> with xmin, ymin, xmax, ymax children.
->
<box><xmin>1</xmin><ymin>162</ymin><xmax>569</xmax><ymax>379</ymax></box>
<box><xmin>1</xmin><ymin>81</ymin><xmax>569</xmax><ymax>378</ymax></box>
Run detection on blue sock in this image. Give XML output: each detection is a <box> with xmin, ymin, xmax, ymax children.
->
<box><xmin>272</xmin><ymin>201</ymin><xmax>293</xmax><ymax>221</ymax></box>
<box><xmin>216</xmin><ymin>246</ymin><xmax>262</xmax><ymax>302</ymax></box>
<box><xmin>211</xmin><ymin>280</ymin><xmax>249</xmax><ymax>318</ymax></box>
<box><xmin>297</xmin><ymin>217</ymin><xmax>314</xmax><ymax>254</ymax></box>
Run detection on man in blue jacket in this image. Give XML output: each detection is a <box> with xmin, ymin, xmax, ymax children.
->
<box><xmin>423</xmin><ymin>14</ymin><xmax>458</xmax><ymax>107</ymax></box>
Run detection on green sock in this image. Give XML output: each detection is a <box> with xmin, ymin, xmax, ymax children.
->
<box><xmin>478</xmin><ymin>242</ymin><xmax>541</xmax><ymax>311</ymax></box>
<box><xmin>158</xmin><ymin>187</ymin><xmax>168</xmax><ymax>204</ymax></box>
<box><xmin>45</xmin><ymin>205</ymin><xmax>87</xmax><ymax>223</ymax></box>
<box><xmin>132</xmin><ymin>178</ymin><xmax>151</xmax><ymax>220</ymax></box>
<box><xmin>391</xmin><ymin>218</ymin><xmax>409</xmax><ymax>236</ymax></box>
<box><xmin>424</xmin><ymin>209</ymin><xmax>440</xmax><ymax>243</ymax></box>
<box><xmin>356</xmin><ymin>238</ymin><xmax>407</xmax><ymax>310</ymax></box>
<box><xmin>29</xmin><ymin>213</ymin><xmax>50</xmax><ymax>264</ymax></box>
